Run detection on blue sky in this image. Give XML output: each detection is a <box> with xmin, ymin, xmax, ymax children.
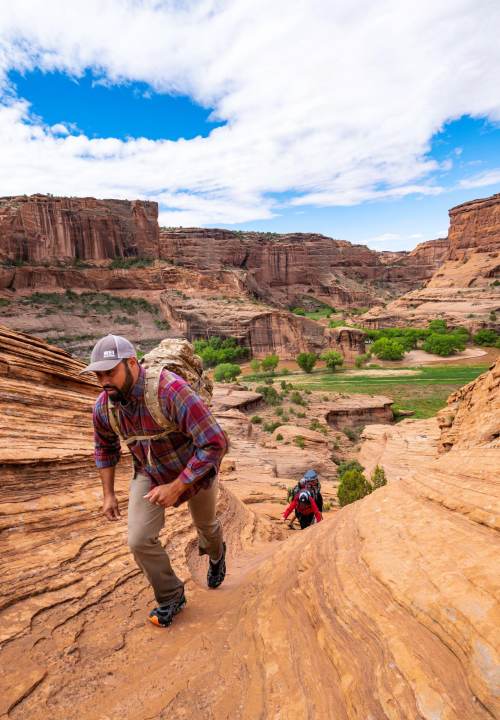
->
<box><xmin>1</xmin><ymin>1</ymin><xmax>500</xmax><ymax>251</ymax></box>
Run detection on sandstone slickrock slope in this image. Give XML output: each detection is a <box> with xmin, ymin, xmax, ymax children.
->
<box><xmin>1</xmin><ymin>327</ymin><xmax>499</xmax><ymax>719</ymax></box>
<box><xmin>362</xmin><ymin>192</ymin><xmax>500</xmax><ymax>330</ymax></box>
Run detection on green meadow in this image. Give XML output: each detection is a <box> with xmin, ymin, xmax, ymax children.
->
<box><xmin>278</xmin><ymin>365</ymin><xmax>489</xmax><ymax>419</ymax></box>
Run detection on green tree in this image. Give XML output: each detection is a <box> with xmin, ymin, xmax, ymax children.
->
<box><xmin>337</xmin><ymin>469</ymin><xmax>372</xmax><ymax>507</ymax></box>
<box><xmin>473</xmin><ymin>328</ymin><xmax>498</xmax><ymax>346</ymax></box>
<box><xmin>296</xmin><ymin>351</ymin><xmax>318</xmax><ymax>373</ymax></box>
<box><xmin>250</xmin><ymin>358</ymin><xmax>261</xmax><ymax>373</ymax></box>
<box><xmin>355</xmin><ymin>353</ymin><xmax>370</xmax><ymax>368</ymax></box>
<box><xmin>291</xmin><ymin>307</ymin><xmax>306</xmax><ymax>316</ymax></box>
<box><xmin>320</xmin><ymin>349</ymin><xmax>344</xmax><ymax>372</ymax></box>
<box><xmin>337</xmin><ymin>459</ymin><xmax>364</xmax><ymax>477</ymax></box>
<box><xmin>423</xmin><ymin>333</ymin><xmax>466</xmax><ymax>356</ymax></box>
<box><xmin>213</xmin><ymin>363</ymin><xmax>241</xmax><ymax>383</ymax></box>
<box><xmin>428</xmin><ymin>319</ymin><xmax>448</xmax><ymax>334</ymax></box>
<box><xmin>261</xmin><ymin>353</ymin><xmax>279</xmax><ymax>373</ymax></box>
<box><xmin>371</xmin><ymin>465</ymin><xmax>387</xmax><ymax>489</ymax></box>
<box><xmin>371</xmin><ymin>337</ymin><xmax>405</xmax><ymax>361</ymax></box>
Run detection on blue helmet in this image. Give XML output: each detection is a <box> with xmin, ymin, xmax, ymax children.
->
<box><xmin>303</xmin><ymin>469</ymin><xmax>318</xmax><ymax>481</ymax></box>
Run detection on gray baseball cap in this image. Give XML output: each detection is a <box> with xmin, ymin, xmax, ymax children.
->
<box><xmin>81</xmin><ymin>334</ymin><xmax>136</xmax><ymax>373</ymax></box>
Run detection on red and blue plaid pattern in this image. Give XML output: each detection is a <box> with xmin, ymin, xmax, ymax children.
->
<box><xmin>93</xmin><ymin>367</ymin><xmax>228</xmax><ymax>503</ymax></box>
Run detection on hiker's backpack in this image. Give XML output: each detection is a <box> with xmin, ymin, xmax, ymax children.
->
<box><xmin>106</xmin><ymin>338</ymin><xmax>221</xmax><ymax>455</ymax></box>
<box><xmin>296</xmin><ymin>490</ymin><xmax>314</xmax><ymax>515</ymax></box>
<box><xmin>291</xmin><ymin>475</ymin><xmax>321</xmax><ymax>503</ymax></box>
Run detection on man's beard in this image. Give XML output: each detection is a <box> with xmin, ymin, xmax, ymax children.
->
<box><xmin>105</xmin><ymin>362</ymin><xmax>135</xmax><ymax>403</ymax></box>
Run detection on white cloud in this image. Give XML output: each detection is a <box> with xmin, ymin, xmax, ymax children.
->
<box><xmin>459</xmin><ymin>168</ymin><xmax>500</xmax><ymax>189</ymax></box>
<box><xmin>0</xmin><ymin>0</ymin><xmax>500</xmax><ymax>227</ymax></box>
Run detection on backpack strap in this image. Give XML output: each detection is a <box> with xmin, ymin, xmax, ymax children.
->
<box><xmin>143</xmin><ymin>366</ymin><xmax>178</xmax><ymax>434</ymax></box>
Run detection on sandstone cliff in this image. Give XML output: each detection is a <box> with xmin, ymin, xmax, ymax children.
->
<box><xmin>361</xmin><ymin>192</ymin><xmax>500</xmax><ymax>330</ymax></box>
<box><xmin>0</xmin><ymin>194</ymin><xmax>159</xmax><ymax>263</ymax></box>
<box><xmin>160</xmin><ymin>227</ymin><xmax>446</xmax><ymax>308</ymax></box>
<box><xmin>160</xmin><ymin>289</ymin><xmax>366</xmax><ymax>359</ymax></box>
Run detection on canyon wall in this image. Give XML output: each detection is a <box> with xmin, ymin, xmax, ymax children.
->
<box><xmin>160</xmin><ymin>227</ymin><xmax>446</xmax><ymax>307</ymax></box>
<box><xmin>0</xmin><ymin>194</ymin><xmax>159</xmax><ymax>263</ymax></box>
<box><xmin>160</xmin><ymin>290</ymin><xmax>366</xmax><ymax>359</ymax></box>
<box><xmin>361</xmin><ymin>192</ymin><xmax>500</xmax><ymax>329</ymax></box>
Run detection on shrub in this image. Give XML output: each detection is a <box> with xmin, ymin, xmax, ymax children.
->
<box><xmin>276</xmin><ymin>433</ymin><xmax>284</xmax><ymax>441</ymax></box>
<box><xmin>154</xmin><ymin>319</ymin><xmax>170</xmax><ymax>330</ymax></box>
<box><xmin>337</xmin><ymin>469</ymin><xmax>372</xmax><ymax>507</ymax></box>
<box><xmin>264</xmin><ymin>377</ymin><xmax>274</xmax><ymax>385</ymax></box>
<box><xmin>296</xmin><ymin>411</ymin><xmax>306</xmax><ymax>419</ymax></box>
<box><xmin>214</xmin><ymin>363</ymin><xmax>241</xmax><ymax>383</ymax></box>
<box><xmin>355</xmin><ymin>353</ymin><xmax>370</xmax><ymax>368</ymax></box>
<box><xmin>255</xmin><ymin>385</ymin><xmax>282</xmax><ymax>405</ymax></box>
<box><xmin>473</xmin><ymin>328</ymin><xmax>498</xmax><ymax>346</ymax></box>
<box><xmin>371</xmin><ymin>465</ymin><xmax>387</xmax><ymax>489</ymax></box>
<box><xmin>263</xmin><ymin>421</ymin><xmax>281</xmax><ymax>433</ymax></box>
<box><xmin>251</xmin><ymin>415</ymin><xmax>262</xmax><ymax>424</ymax></box>
<box><xmin>294</xmin><ymin>435</ymin><xmax>305</xmax><ymax>449</ymax></box>
<box><xmin>296</xmin><ymin>351</ymin><xmax>318</xmax><ymax>373</ymax></box>
<box><xmin>320</xmin><ymin>349</ymin><xmax>344</xmax><ymax>372</ymax></box>
<box><xmin>291</xmin><ymin>307</ymin><xmax>306</xmax><ymax>316</ymax></box>
<box><xmin>428</xmin><ymin>319</ymin><xmax>448</xmax><ymax>334</ymax></box>
<box><xmin>337</xmin><ymin>459</ymin><xmax>364</xmax><ymax>478</ymax></box>
<box><xmin>250</xmin><ymin>359</ymin><xmax>261</xmax><ymax>373</ymax></box>
<box><xmin>193</xmin><ymin>336</ymin><xmax>249</xmax><ymax>368</ymax></box>
<box><xmin>261</xmin><ymin>354</ymin><xmax>279</xmax><ymax>373</ymax></box>
<box><xmin>275</xmin><ymin>407</ymin><xmax>284</xmax><ymax>416</ymax></box>
<box><xmin>280</xmin><ymin>367</ymin><xmax>291</xmax><ymax>376</ymax></box>
<box><xmin>489</xmin><ymin>311</ymin><xmax>497</xmax><ymax>322</ymax></box>
<box><xmin>310</xmin><ymin>419</ymin><xmax>328</xmax><ymax>435</ymax></box>
<box><xmin>109</xmin><ymin>256</ymin><xmax>154</xmax><ymax>269</ymax></box>
<box><xmin>371</xmin><ymin>337</ymin><xmax>405</xmax><ymax>361</ymax></box>
<box><xmin>323</xmin><ymin>501</ymin><xmax>333</xmax><ymax>512</ymax></box>
<box><xmin>290</xmin><ymin>390</ymin><xmax>306</xmax><ymax>406</ymax></box>
<box><xmin>423</xmin><ymin>333</ymin><xmax>466</xmax><ymax>356</ymax></box>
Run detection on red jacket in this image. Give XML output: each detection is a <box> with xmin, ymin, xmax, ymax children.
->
<box><xmin>283</xmin><ymin>494</ymin><xmax>322</xmax><ymax>523</ymax></box>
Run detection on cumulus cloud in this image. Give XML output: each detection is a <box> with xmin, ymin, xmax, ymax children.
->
<box><xmin>0</xmin><ymin>0</ymin><xmax>500</xmax><ymax>226</ymax></box>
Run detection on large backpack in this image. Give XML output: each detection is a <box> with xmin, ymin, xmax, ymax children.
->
<box><xmin>296</xmin><ymin>491</ymin><xmax>314</xmax><ymax>515</ymax></box>
<box><xmin>106</xmin><ymin>338</ymin><xmax>219</xmax><ymax>454</ymax></box>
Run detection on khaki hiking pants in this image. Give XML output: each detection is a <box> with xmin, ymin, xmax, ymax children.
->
<box><xmin>128</xmin><ymin>473</ymin><xmax>223</xmax><ymax>605</ymax></box>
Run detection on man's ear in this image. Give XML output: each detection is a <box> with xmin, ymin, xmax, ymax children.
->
<box><xmin>128</xmin><ymin>357</ymin><xmax>140</xmax><ymax>371</ymax></box>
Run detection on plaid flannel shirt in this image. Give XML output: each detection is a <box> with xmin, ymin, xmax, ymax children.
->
<box><xmin>93</xmin><ymin>366</ymin><xmax>228</xmax><ymax>504</ymax></box>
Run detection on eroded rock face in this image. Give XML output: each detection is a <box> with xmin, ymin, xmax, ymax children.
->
<box><xmin>437</xmin><ymin>358</ymin><xmax>500</xmax><ymax>452</ymax></box>
<box><xmin>0</xmin><ymin>194</ymin><xmax>159</xmax><ymax>263</ymax></box>
<box><xmin>160</xmin><ymin>290</ymin><xmax>366</xmax><ymax>358</ymax></box>
<box><xmin>361</xmin><ymin>193</ymin><xmax>500</xmax><ymax>330</ymax></box>
<box><xmin>160</xmin><ymin>227</ymin><xmax>446</xmax><ymax>308</ymax></box>
<box><xmin>326</xmin><ymin>394</ymin><xmax>394</xmax><ymax>428</ymax></box>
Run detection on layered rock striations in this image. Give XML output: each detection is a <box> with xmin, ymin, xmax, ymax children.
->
<box><xmin>361</xmin><ymin>193</ymin><xmax>500</xmax><ymax>330</ymax></box>
<box><xmin>160</xmin><ymin>289</ymin><xmax>366</xmax><ymax>358</ymax></box>
<box><xmin>160</xmin><ymin>227</ymin><xmax>447</xmax><ymax>307</ymax></box>
<box><xmin>0</xmin><ymin>194</ymin><xmax>159</xmax><ymax>263</ymax></box>
<box><xmin>1</xmin><ymin>328</ymin><xmax>499</xmax><ymax>719</ymax></box>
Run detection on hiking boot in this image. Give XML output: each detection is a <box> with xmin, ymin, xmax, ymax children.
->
<box><xmin>148</xmin><ymin>591</ymin><xmax>186</xmax><ymax>627</ymax></box>
<box><xmin>207</xmin><ymin>542</ymin><xmax>226</xmax><ymax>589</ymax></box>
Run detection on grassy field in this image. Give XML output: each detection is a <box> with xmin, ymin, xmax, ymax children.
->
<box><xmin>273</xmin><ymin>364</ymin><xmax>490</xmax><ymax>419</ymax></box>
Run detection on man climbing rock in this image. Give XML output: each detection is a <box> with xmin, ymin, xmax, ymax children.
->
<box><xmin>82</xmin><ymin>334</ymin><xmax>228</xmax><ymax>628</ymax></box>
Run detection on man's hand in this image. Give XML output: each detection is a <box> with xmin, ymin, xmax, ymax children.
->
<box><xmin>103</xmin><ymin>493</ymin><xmax>121</xmax><ymax>521</ymax></box>
<box><xmin>144</xmin><ymin>478</ymin><xmax>186</xmax><ymax>508</ymax></box>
